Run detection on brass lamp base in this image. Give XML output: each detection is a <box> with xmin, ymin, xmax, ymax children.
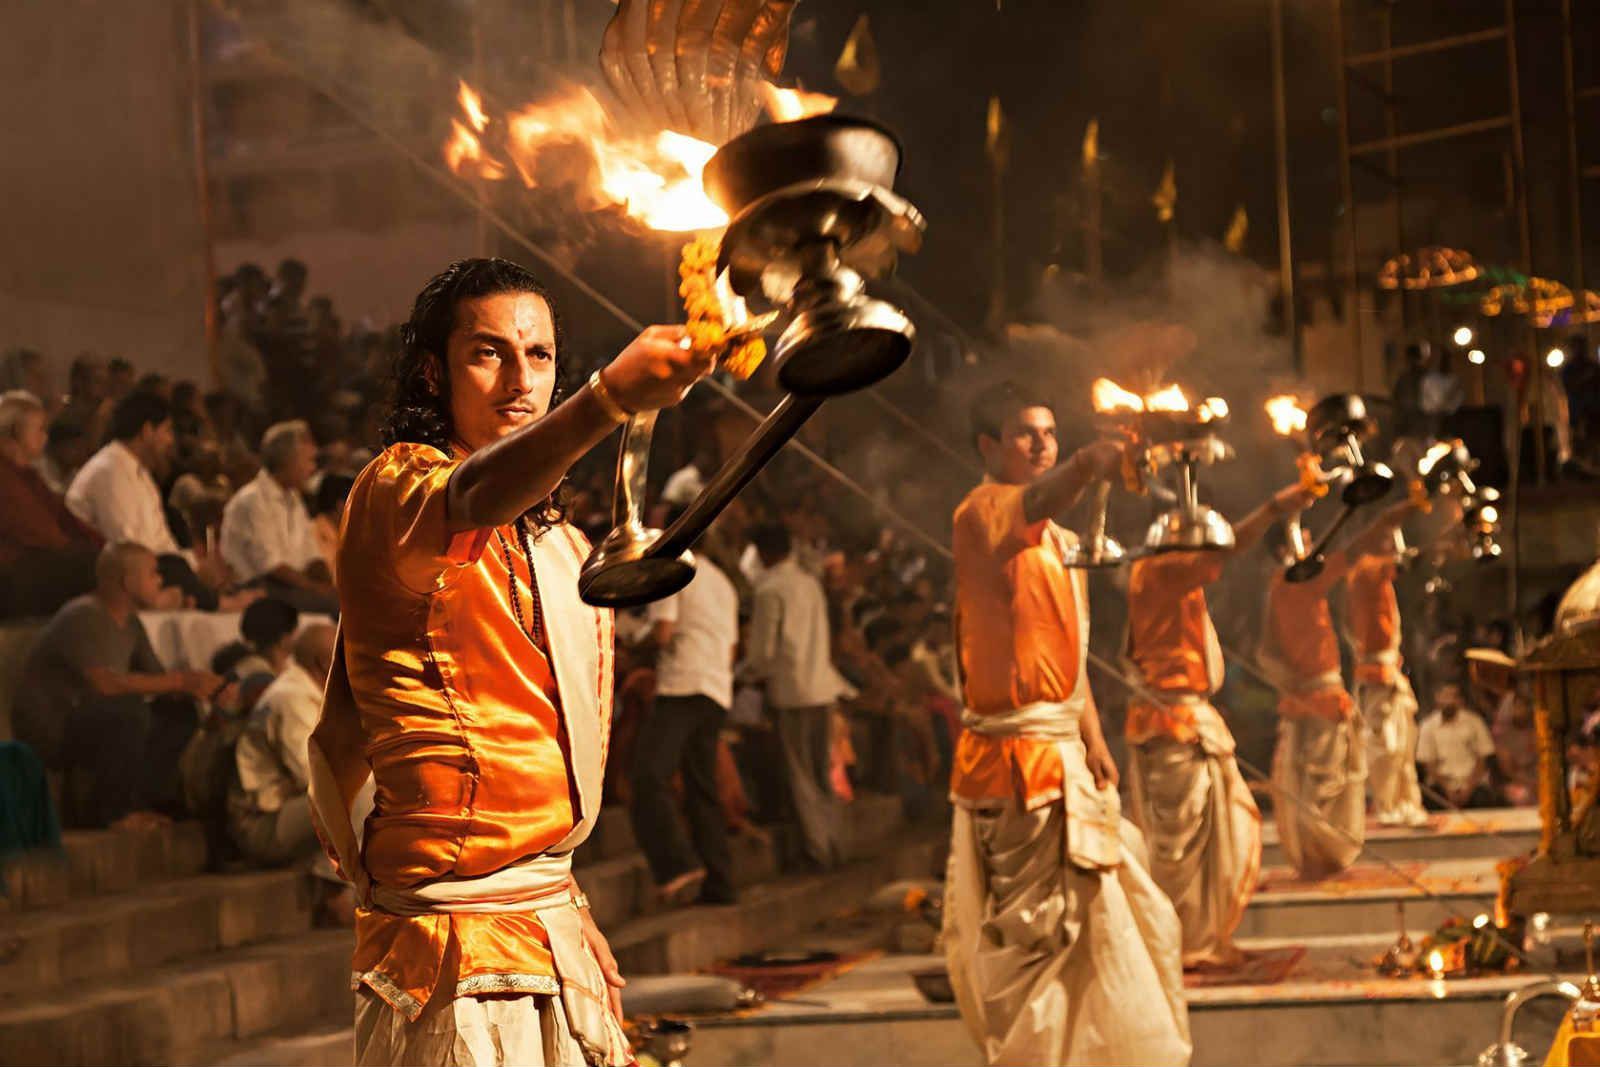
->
<box><xmin>1144</xmin><ymin>506</ymin><xmax>1237</xmax><ymax>554</ymax></box>
<box><xmin>1062</xmin><ymin>536</ymin><xmax>1127</xmax><ymax>569</ymax></box>
<box><xmin>577</xmin><ymin>524</ymin><xmax>695</xmax><ymax>609</ymax></box>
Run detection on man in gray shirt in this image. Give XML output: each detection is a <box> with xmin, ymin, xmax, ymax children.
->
<box><xmin>13</xmin><ymin>542</ymin><xmax>221</xmax><ymax>827</ymax></box>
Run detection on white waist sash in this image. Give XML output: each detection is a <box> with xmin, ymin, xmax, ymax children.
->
<box><xmin>961</xmin><ymin>700</ymin><xmax>1082</xmax><ymax>742</ymax></box>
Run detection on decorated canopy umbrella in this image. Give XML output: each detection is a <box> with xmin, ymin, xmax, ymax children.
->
<box><xmin>1376</xmin><ymin>246</ymin><xmax>1481</xmax><ymax>290</ymax></box>
<box><xmin>1479</xmin><ymin>276</ymin><xmax>1577</xmax><ymax>328</ymax></box>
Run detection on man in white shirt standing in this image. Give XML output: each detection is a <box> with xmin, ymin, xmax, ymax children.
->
<box><xmin>743</xmin><ymin>522</ymin><xmax>849</xmax><ymax>871</ymax></box>
<box><xmin>220</xmin><ymin>420</ymin><xmax>336</xmax><ymax>613</ymax></box>
<box><xmin>629</xmin><ymin>518</ymin><xmax>741</xmax><ymax>905</ymax></box>
<box><xmin>1417</xmin><ymin>681</ymin><xmax>1499</xmax><ymax>808</ymax></box>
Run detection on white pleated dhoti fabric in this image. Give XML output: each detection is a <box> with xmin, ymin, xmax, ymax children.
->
<box><xmin>943</xmin><ymin>704</ymin><xmax>1191</xmax><ymax>1067</ymax></box>
<box><xmin>1270</xmin><ymin>713</ymin><xmax>1368</xmax><ymax>880</ymax></box>
<box><xmin>1356</xmin><ymin>673</ymin><xmax>1426</xmax><ymax>826</ymax></box>
<box><xmin>1126</xmin><ymin>701</ymin><xmax>1261</xmax><ymax>967</ymax></box>
<box><xmin>350</xmin><ymin>853</ymin><xmax>632</xmax><ymax>1067</ymax></box>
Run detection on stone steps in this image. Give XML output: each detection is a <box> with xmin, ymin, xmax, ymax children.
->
<box><xmin>0</xmin><ymin>929</ymin><xmax>350</xmax><ymax>1067</ymax></box>
<box><xmin>610</xmin><ymin>828</ymin><xmax>945</xmax><ymax>976</ymax></box>
<box><xmin>683</xmin><ymin>946</ymin><xmax>1575</xmax><ymax>1067</ymax></box>
<box><xmin>1243</xmin><ymin>856</ymin><xmax>1499</xmax><ymax>940</ymax></box>
<box><xmin>1260</xmin><ymin>808</ymin><xmax>1541</xmax><ymax>868</ymax></box>
<box><xmin>189</xmin><ymin>1023</ymin><xmax>352</xmax><ymax>1067</ymax></box>
<box><xmin>1</xmin><ymin>822</ymin><xmax>208</xmax><ymax>913</ymax></box>
<box><xmin>0</xmin><ymin>869</ymin><xmax>313</xmax><ymax>998</ymax></box>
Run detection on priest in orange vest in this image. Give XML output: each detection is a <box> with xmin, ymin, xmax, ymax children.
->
<box><xmin>1124</xmin><ymin>481</ymin><xmax>1317</xmax><ymax>967</ymax></box>
<box><xmin>1260</xmin><ymin>499</ymin><xmax>1416</xmax><ymax>879</ymax></box>
<box><xmin>943</xmin><ymin>381</ymin><xmax>1190</xmax><ymax>1067</ymax></box>
<box><xmin>306</xmin><ymin>259</ymin><xmax>713</xmax><ymax>1067</ymax></box>
<box><xmin>1346</xmin><ymin>538</ymin><xmax>1428</xmax><ymax>826</ymax></box>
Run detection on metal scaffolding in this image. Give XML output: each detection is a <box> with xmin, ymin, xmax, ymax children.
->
<box><xmin>1329</xmin><ymin>0</ymin><xmax>1534</xmax><ymax>391</ymax></box>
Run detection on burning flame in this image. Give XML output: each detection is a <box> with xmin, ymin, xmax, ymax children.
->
<box><xmin>1092</xmin><ymin>377</ymin><xmax>1146</xmax><ymax>414</ymax></box>
<box><xmin>760</xmin><ymin>83</ymin><xmax>838</xmax><ymax>123</ymax></box>
<box><xmin>1426</xmin><ymin>948</ymin><xmax>1446</xmax><ymax>977</ymax></box>
<box><xmin>444</xmin><ymin>82</ymin><xmax>726</xmax><ymax>232</ymax></box>
<box><xmin>458</xmin><ymin>80</ymin><xmax>489</xmax><ymax>133</ymax></box>
<box><xmin>1143</xmin><ymin>384</ymin><xmax>1190</xmax><ymax>413</ymax></box>
<box><xmin>1093</xmin><ymin>378</ymin><xmax>1226</xmax><ymax>421</ymax></box>
<box><xmin>1265</xmin><ymin>395</ymin><xmax>1309</xmax><ymax>437</ymax></box>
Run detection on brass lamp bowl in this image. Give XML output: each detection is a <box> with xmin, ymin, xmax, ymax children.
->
<box><xmin>1138</xmin><ymin>412</ymin><xmax>1237</xmax><ymax>554</ymax></box>
<box><xmin>578</xmin><ymin>115</ymin><xmax>926</xmax><ymax>607</ymax></box>
<box><xmin>705</xmin><ymin>116</ymin><xmax>925</xmax><ymax>396</ymax></box>
<box><xmin>1306</xmin><ymin>393</ymin><xmax>1394</xmax><ymax>506</ymax></box>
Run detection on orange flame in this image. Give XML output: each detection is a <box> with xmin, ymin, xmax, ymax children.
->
<box><xmin>1092</xmin><ymin>377</ymin><xmax>1145</xmax><ymax>414</ymax></box>
<box><xmin>445</xmin><ymin>117</ymin><xmax>507</xmax><ymax>181</ymax></box>
<box><xmin>761</xmin><ymin>83</ymin><xmax>839</xmax><ymax>123</ymax></box>
<box><xmin>458</xmin><ymin>80</ymin><xmax>489</xmax><ymax>133</ymax></box>
<box><xmin>1265</xmin><ymin>395</ymin><xmax>1308</xmax><ymax>437</ymax></box>
<box><xmin>444</xmin><ymin>82</ymin><xmax>726</xmax><ymax>232</ymax></box>
<box><xmin>1143</xmin><ymin>384</ymin><xmax>1189</xmax><ymax>412</ymax></box>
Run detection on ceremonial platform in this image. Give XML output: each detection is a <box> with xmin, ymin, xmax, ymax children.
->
<box><xmin>0</xmin><ymin>805</ymin><xmax>1567</xmax><ymax>1066</ymax></box>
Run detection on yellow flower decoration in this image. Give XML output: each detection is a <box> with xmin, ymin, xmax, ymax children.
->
<box><xmin>679</xmin><ymin>235</ymin><xmax>767</xmax><ymax>380</ymax></box>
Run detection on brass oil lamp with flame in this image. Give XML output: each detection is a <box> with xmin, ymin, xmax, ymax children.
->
<box><xmin>1137</xmin><ymin>389</ymin><xmax>1236</xmax><ymax>556</ymax></box>
<box><xmin>578</xmin><ymin>115</ymin><xmax>925</xmax><ymax>607</ymax></box>
<box><xmin>1273</xmin><ymin>393</ymin><xmax>1395</xmax><ymax>583</ymax></box>
<box><xmin>1080</xmin><ymin>379</ymin><xmax>1235</xmax><ymax>566</ymax></box>
<box><xmin>1416</xmin><ymin>438</ymin><xmax>1503</xmax><ymax>563</ymax></box>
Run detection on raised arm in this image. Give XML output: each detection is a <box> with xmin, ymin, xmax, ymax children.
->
<box><xmin>446</xmin><ymin>326</ymin><xmax>713</xmax><ymax>532</ymax></box>
<box><xmin>1229</xmin><ymin>483</ymin><xmax>1322</xmax><ymax>555</ymax></box>
<box><xmin>1022</xmin><ymin>439</ymin><xmax>1125</xmax><ymax>524</ymax></box>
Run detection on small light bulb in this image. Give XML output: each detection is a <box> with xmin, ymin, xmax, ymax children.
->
<box><xmin>1547</xmin><ymin>347</ymin><xmax>1567</xmax><ymax>369</ymax></box>
<box><xmin>1468</xmin><ymin>349</ymin><xmax>1486</xmax><ymax>365</ymax></box>
<box><xmin>1473</xmin><ymin>913</ymin><xmax>1490</xmax><ymax>929</ymax></box>
<box><xmin>1479</xmin><ymin>505</ymin><xmax>1499</xmax><ymax>524</ymax></box>
<box><xmin>1453</xmin><ymin>326</ymin><xmax>1474</xmax><ymax>347</ymax></box>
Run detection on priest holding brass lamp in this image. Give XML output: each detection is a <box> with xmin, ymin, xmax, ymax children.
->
<box><xmin>1088</xmin><ymin>382</ymin><xmax>1319</xmax><ymax>967</ymax></box>
<box><xmin>310</xmin><ymin>111</ymin><xmax>927</xmax><ymax>1067</ymax></box>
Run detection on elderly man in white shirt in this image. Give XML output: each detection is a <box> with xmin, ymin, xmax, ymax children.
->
<box><xmin>628</xmin><ymin>536</ymin><xmax>741</xmax><ymax>905</ymax></box>
<box><xmin>743</xmin><ymin>521</ymin><xmax>851</xmax><ymax>871</ymax></box>
<box><xmin>220</xmin><ymin>420</ymin><xmax>336</xmax><ymax>613</ymax></box>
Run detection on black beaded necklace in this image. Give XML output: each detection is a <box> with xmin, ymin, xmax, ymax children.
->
<box><xmin>497</xmin><ymin>517</ymin><xmax>545</xmax><ymax>649</ymax></box>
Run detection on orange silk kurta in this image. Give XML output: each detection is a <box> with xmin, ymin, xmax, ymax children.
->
<box><xmin>332</xmin><ymin>443</ymin><xmax>612</xmax><ymax>1015</ymax></box>
<box><xmin>1125</xmin><ymin>551</ymin><xmax>1225</xmax><ymax>744</ymax></box>
<box><xmin>950</xmin><ymin>481</ymin><xmax>1088</xmax><ymax>808</ymax></box>
<box><xmin>1263</xmin><ymin>550</ymin><xmax>1354</xmax><ymax>721</ymax></box>
<box><xmin>1345</xmin><ymin>554</ymin><xmax>1402</xmax><ymax>685</ymax></box>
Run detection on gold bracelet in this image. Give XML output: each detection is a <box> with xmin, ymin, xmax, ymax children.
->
<box><xmin>572</xmin><ymin>891</ymin><xmax>591</xmax><ymax>910</ymax></box>
<box><xmin>587</xmin><ymin>369</ymin><xmax>633</xmax><ymax>424</ymax></box>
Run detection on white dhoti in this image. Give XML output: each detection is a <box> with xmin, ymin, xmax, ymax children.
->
<box><xmin>1356</xmin><ymin>671</ymin><xmax>1426</xmax><ymax>826</ymax></box>
<box><xmin>943</xmin><ymin>705</ymin><xmax>1191</xmax><ymax>1067</ymax></box>
<box><xmin>1270</xmin><ymin>713</ymin><xmax>1368</xmax><ymax>880</ymax></box>
<box><xmin>1126</xmin><ymin>701</ymin><xmax>1261</xmax><ymax>967</ymax></box>
<box><xmin>348</xmin><ymin>854</ymin><xmax>632</xmax><ymax>1067</ymax></box>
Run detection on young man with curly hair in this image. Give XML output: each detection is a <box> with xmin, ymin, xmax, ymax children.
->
<box><xmin>308</xmin><ymin>258</ymin><xmax>711</xmax><ymax>1066</ymax></box>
